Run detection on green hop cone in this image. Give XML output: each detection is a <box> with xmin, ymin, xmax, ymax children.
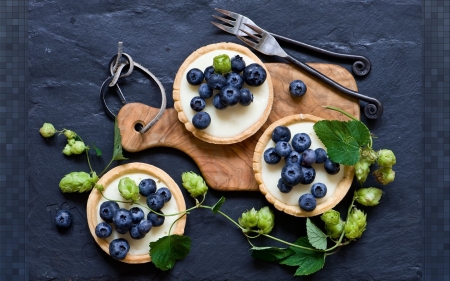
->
<box><xmin>354</xmin><ymin>160</ymin><xmax>371</xmax><ymax>184</ymax></box>
<box><xmin>355</xmin><ymin>187</ymin><xmax>383</xmax><ymax>206</ymax></box>
<box><xmin>39</xmin><ymin>123</ymin><xmax>57</xmax><ymax>138</ymax></box>
<box><xmin>59</xmin><ymin>171</ymin><xmax>98</xmax><ymax>193</ymax></box>
<box><xmin>213</xmin><ymin>54</ymin><xmax>231</xmax><ymax>74</ymax></box>
<box><xmin>63</xmin><ymin>129</ymin><xmax>77</xmax><ymax>140</ymax></box>
<box><xmin>344</xmin><ymin>207</ymin><xmax>367</xmax><ymax>239</ymax></box>
<box><xmin>118</xmin><ymin>177</ymin><xmax>140</xmax><ymax>202</ymax></box>
<box><xmin>70</xmin><ymin>141</ymin><xmax>86</xmax><ymax>155</ymax></box>
<box><xmin>325</xmin><ymin>219</ymin><xmax>345</xmax><ymax>239</ymax></box>
<box><xmin>62</xmin><ymin>144</ymin><xmax>72</xmax><ymax>156</ymax></box>
<box><xmin>373</xmin><ymin>167</ymin><xmax>395</xmax><ymax>185</ymax></box>
<box><xmin>68</xmin><ymin>139</ymin><xmax>76</xmax><ymax>146</ymax></box>
<box><xmin>256</xmin><ymin>206</ymin><xmax>275</xmax><ymax>234</ymax></box>
<box><xmin>360</xmin><ymin>147</ymin><xmax>378</xmax><ymax>164</ymax></box>
<box><xmin>181</xmin><ymin>171</ymin><xmax>208</xmax><ymax>197</ymax></box>
<box><xmin>377</xmin><ymin>149</ymin><xmax>396</xmax><ymax>167</ymax></box>
<box><xmin>238</xmin><ymin>208</ymin><xmax>259</xmax><ymax>230</ymax></box>
<box><xmin>321</xmin><ymin>209</ymin><xmax>340</xmax><ymax>225</ymax></box>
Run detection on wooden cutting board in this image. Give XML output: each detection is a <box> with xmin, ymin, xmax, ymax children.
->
<box><xmin>116</xmin><ymin>63</ymin><xmax>359</xmax><ymax>191</ymax></box>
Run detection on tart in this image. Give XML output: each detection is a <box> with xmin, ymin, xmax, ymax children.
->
<box><xmin>253</xmin><ymin>114</ymin><xmax>354</xmax><ymax>217</ymax></box>
<box><xmin>86</xmin><ymin>162</ymin><xmax>187</xmax><ymax>264</ymax></box>
<box><xmin>173</xmin><ymin>42</ymin><xmax>274</xmax><ymax>144</ymax></box>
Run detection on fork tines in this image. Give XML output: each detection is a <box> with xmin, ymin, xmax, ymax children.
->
<box><xmin>215</xmin><ymin>8</ymin><xmax>238</xmax><ymax>18</ymax></box>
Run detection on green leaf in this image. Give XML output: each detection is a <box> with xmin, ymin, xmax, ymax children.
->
<box><xmin>211</xmin><ymin>196</ymin><xmax>225</xmax><ymax>214</ymax></box>
<box><xmin>306</xmin><ymin>218</ymin><xmax>328</xmax><ymax>250</ymax></box>
<box><xmin>251</xmin><ymin>246</ymin><xmax>294</xmax><ymax>262</ymax></box>
<box><xmin>149</xmin><ymin>235</ymin><xmax>191</xmax><ymax>271</ymax></box>
<box><xmin>279</xmin><ymin>237</ymin><xmax>326</xmax><ymax>276</ymax></box>
<box><xmin>92</xmin><ymin>144</ymin><xmax>102</xmax><ymax>157</ymax></box>
<box><xmin>112</xmin><ymin>118</ymin><xmax>128</xmax><ymax>161</ymax></box>
<box><xmin>313</xmin><ymin>120</ymin><xmax>370</xmax><ymax>165</ymax></box>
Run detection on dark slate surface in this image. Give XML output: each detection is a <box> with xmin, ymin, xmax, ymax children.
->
<box><xmin>28</xmin><ymin>1</ymin><xmax>422</xmax><ymax>280</ymax></box>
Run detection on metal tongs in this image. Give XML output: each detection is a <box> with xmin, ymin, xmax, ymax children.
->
<box><xmin>212</xmin><ymin>8</ymin><xmax>383</xmax><ymax>119</ymax></box>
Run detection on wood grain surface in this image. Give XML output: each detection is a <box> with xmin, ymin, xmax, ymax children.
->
<box><xmin>117</xmin><ymin>63</ymin><xmax>360</xmax><ymax>191</ymax></box>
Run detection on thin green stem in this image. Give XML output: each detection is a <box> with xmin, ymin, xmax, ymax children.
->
<box><xmin>168</xmin><ymin>212</ymin><xmax>187</xmax><ymax>236</ymax></box>
<box><xmin>261</xmin><ymin>233</ymin><xmax>324</xmax><ymax>252</ymax></box>
<box><xmin>98</xmin><ymin>159</ymin><xmax>114</xmax><ymax>178</ymax></box>
<box><xmin>199</xmin><ymin>205</ymin><xmax>244</xmax><ymax>230</ymax></box>
<box><xmin>324</xmin><ymin>196</ymin><xmax>357</xmax><ymax>252</ymax></box>
<box><xmin>323</xmin><ymin>106</ymin><xmax>358</xmax><ymax>121</ymax></box>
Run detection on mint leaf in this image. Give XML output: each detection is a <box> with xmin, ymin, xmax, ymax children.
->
<box><xmin>279</xmin><ymin>237</ymin><xmax>325</xmax><ymax>276</ymax></box>
<box><xmin>313</xmin><ymin>120</ymin><xmax>370</xmax><ymax>165</ymax></box>
<box><xmin>306</xmin><ymin>218</ymin><xmax>328</xmax><ymax>250</ymax></box>
<box><xmin>149</xmin><ymin>235</ymin><xmax>191</xmax><ymax>271</ymax></box>
<box><xmin>211</xmin><ymin>196</ymin><xmax>225</xmax><ymax>214</ymax></box>
<box><xmin>251</xmin><ymin>246</ymin><xmax>294</xmax><ymax>262</ymax></box>
<box><xmin>112</xmin><ymin>118</ymin><xmax>128</xmax><ymax>161</ymax></box>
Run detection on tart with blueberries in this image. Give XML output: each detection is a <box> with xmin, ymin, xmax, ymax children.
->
<box><xmin>173</xmin><ymin>42</ymin><xmax>274</xmax><ymax>145</ymax></box>
<box><xmin>253</xmin><ymin>114</ymin><xmax>354</xmax><ymax>217</ymax></box>
<box><xmin>86</xmin><ymin>162</ymin><xmax>186</xmax><ymax>264</ymax></box>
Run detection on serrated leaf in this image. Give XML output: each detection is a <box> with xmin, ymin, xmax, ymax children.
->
<box><xmin>251</xmin><ymin>246</ymin><xmax>294</xmax><ymax>262</ymax></box>
<box><xmin>306</xmin><ymin>218</ymin><xmax>328</xmax><ymax>250</ymax></box>
<box><xmin>313</xmin><ymin>120</ymin><xmax>370</xmax><ymax>166</ymax></box>
<box><xmin>112</xmin><ymin>118</ymin><xmax>128</xmax><ymax>161</ymax></box>
<box><xmin>149</xmin><ymin>235</ymin><xmax>191</xmax><ymax>271</ymax></box>
<box><xmin>279</xmin><ymin>237</ymin><xmax>326</xmax><ymax>276</ymax></box>
<box><xmin>211</xmin><ymin>196</ymin><xmax>225</xmax><ymax>214</ymax></box>
<box><xmin>92</xmin><ymin>144</ymin><xmax>102</xmax><ymax>156</ymax></box>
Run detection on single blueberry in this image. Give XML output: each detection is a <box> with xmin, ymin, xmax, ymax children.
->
<box><xmin>315</xmin><ymin>148</ymin><xmax>328</xmax><ymax>164</ymax></box>
<box><xmin>204</xmin><ymin>65</ymin><xmax>215</xmax><ymax>81</ymax></box>
<box><xmin>291</xmin><ymin>133</ymin><xmax>311</xmax><ymax>153</ymax></box>
<box><xmin>212</xmin><ymin>94</ymin><xmax>228</xmax><ymax>110</ymax></box>
<box><xmin>277</xmin><ymin>178</ymin><xmax>293</xmax><ymax>193</ymax></box>
<box><xmin>285</xmin><ymin>150</ymin><xmax>303</xmax><ymax>166</ymax></box>
<box><xmin>231</xmin><ymin>55</ymin><xmax>246</xmax><ymax>73</ymax></box>
<box><xmin>112</xmin><ymin>208</ymin><xmax>133</xmax><ymax>230</ymax></box>
<box><xmin>115</xmin><ymin>227</ymin><xmax>129</xmax><ymax>234</ymax></box>
<box><xmin>225</xmin><ymin>72</ymin><xmax>244</xmax><ymax>89</ymax></box>
<box><xmin>146</xmin><ymin>193</ymin><xmax>165</xmax><ymax>211</ymax></box>
<box><xmin>281</xmin><ymin>164</ymin><xmax>303</xmax><ymax>186</ymax></box>
<box><xmin>324</xmin><ymin>158</ymin><xmax>341</xmax><ymax>175</ymax></box>
<box><xmin>207</xmin><ymin>73</ymin><xmax>227</xmax><ymax>90</ymax></box>
<box><xmin>243</xmin><ymin>63</ymin><xmax>267</xmax><ymax>86</ymax></box>
<box><xmin>192</xmin><ymin>112</ymin><xmax>211</xmax><ymax>130</ymax></box>
<box><xmin>299</xmin><ymin>165</ymin><xmax>316</xmax><ymax>185</ymax></box>
<box><xmin>298</xmin><ymin>193</ymin><xmax>317</xmax><ymax>211</ymax></box>
<box><xmin>156</xmin><ymin>187</ymin><xmax>172</xmax><ymax>203</ymax></box>
<box><xmin>219</xmin><ymin>85</ymin><xmax>241</xmax><ymax>106</ymax></box>
<box><xmin>271</xmin><ymin>126</ymin><xmax>291</xmax><ymax>143</ymax></box>
<box><xmin>138</xmin><ymin>178</ymin><xmax>157</xmax><ymax>197</ymax></box>
<box><xmin>109</xmin><ymin>238</ymin><xmax>130</xmax><ymax>260</ymax></box>
<box><xmin>311</xmin><ymin>183</ymin><xmax>327</xmax><ymax>198</ymax></box>
<box><xmin>263</xmin><ymin>147</ymin><xmax>281</xmax><ymax>164</ymax></box>
<box><xmin>301</xmin><ymin>149</ymin><xmax>317</xmax><ymax>166</ymax></box>
<box><xmin>129</xmin><ymin>224</ymin><xmax>145</xmax><ymax>240</ymax></box>
<box><xmin>95</xmin><ymin>222</ymin><xmax>112</xmax><ymax>238</ymax></box>
<box><xmin>239</xmin><ymin>88</ymin><xmax>253</xmax><ymax>106</ymax></box>
<box><xmin>137</xmin><ymin>219</ymin><xmax>153</xmax><ymax>234</ymax></box>
<box><xmin>198</xmin><ymin>83</ymin><xmax>213</xmax><ymax>99</ymax></box>
<box><xmin>190</xmin><ymin>96</ymin><xmax>206</xmax><ymax>112</ymax></box>
<box><xmin>147</xmin><ymin>211</ymin><xmax>165</xmax><ymax>227</ymax></box>
<box><xmin>186</xmin><ymin>68</ymin><xmax>204</xmax><ymax>85</ymax></box>
<box><xmin>289</xmin><ymin>80</ymin><xmax>307</xmax><ymax>97</ymax></box>
<box><xmin>55</xmin><ymin>210</ymin><xmax>72</xmax><ymax>229</ymax></box>
<box><xmin>99</xmin><ymin>200</ymin><xmax>119</xmax><ymax>223</ymax></box>
<box><xmin>275</xmin><ymin>141</ymin><xmax>292</xmax><ymax>157</ymax></box>
<box><xmin>129</xmin><ymin>207</ymin><xmax>145</xmax><ymax>224</ymax></box>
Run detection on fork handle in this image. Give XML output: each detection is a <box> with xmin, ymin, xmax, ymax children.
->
<box><xmin>270</xmin><ymin>32</ymin><xmax>371</xmax><ymax>77</ymax></box>
<box><xmin>284</xmin><ymin>54</ymin><xmax>383</xmax><ymax>119</ymax></box>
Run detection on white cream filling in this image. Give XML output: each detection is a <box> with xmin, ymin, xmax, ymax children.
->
<box><xmin>180</xmin><ymin>49</ymin><xmax>270</xmax><ymax>138</ymax></box>
<box><xmin>261</xmin><ymin>122</ymin><xmax>345</xmax><ymax>206</ymax></box>
<box><xmin>96</xmin><ymin>173</ymin><xmax>180</xmax><ymax>256</ymax></box>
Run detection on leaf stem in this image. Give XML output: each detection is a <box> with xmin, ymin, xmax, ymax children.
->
<box><xmin>324</xmin><ymin>196</ymin><xmax>357</xmax><ymax>252</ymax></box>
<box><xmin>261</xmin><ymin>233</ymin><xmax>324</xmax><ymax>252</ymax></box>
<box><xmin>323</xmin><ymin>106</ymin><xmax>358</xmax><ymax>121</ymax></box>
<box><xmin>199</xmin><ymin>205</ymin><xmax>244</xmax><ymax>230</ymax></box>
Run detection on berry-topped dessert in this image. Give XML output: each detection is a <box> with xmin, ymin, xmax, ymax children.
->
<box><xmin>173</xmin><ymin>42</ymin><xmax>274</xmax><ymax>144</ymax></box>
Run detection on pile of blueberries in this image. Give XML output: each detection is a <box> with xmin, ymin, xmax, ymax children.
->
<box><xmin>186</xmin><ymin>55</ymin><xmax>267</xmax><ymax>130</ymax></box>
<box><xmin>94</xmin><ymin>178</ymin><xmax>172</xmax><ymax>260</ymax></box>
<box><xmin>263</xmin><ymin>125</ymin><xmax>341</xmax><ymax>212</ymax></box>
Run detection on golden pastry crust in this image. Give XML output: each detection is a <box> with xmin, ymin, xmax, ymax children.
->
<box><xmin>253</xmin><ymin>114</ymin><xmax>354</xmax><ymax>217</ymax></box>
<box><xmin>173</xmin><ymin>42</ymin><xmax>274</xmax><ymax>145</ymax></box>
<box><xmin>86</xmin><ymin>162</ymin><xmax>187</xmax><ymax>264</ymax></box>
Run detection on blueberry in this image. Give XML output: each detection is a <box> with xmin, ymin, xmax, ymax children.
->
<box><xmin>263</xmin><ymin>147</ymin><xmax>281</xmax><ymax>164</ymax></box>
<box><xmin>204</xmin><ymin>66</ymin><xmax>215</xmax><ymax>81</ymax></box>
<box><xmin>95</xmin><ymin>222</ymin><xmax>112</xmax><ymax>238</ymax></box>
<box><xmin>115</xmin><ymin>227</ymin><xmax>129</xmax><ymax>234</ymax></box>
<box><xmin>99</xmin><ymin>201</ymin><xmax>119</xmax><ymax>223</ymax></box>
<box><xmin>225</xmin><ymin>72</ymin><xmax>244</xmax><ymax>89</ymax></box>
<box><xmin>186</xmin><ymin>68</ymin><xmax>204</xmax><ymax>85</ymax></box>
<box><xmin>212</xmin><ymin>94</ymin><xmax>228</xmax><ymax>110</ymax></box>
<box><xmin>190</xmin><ymin>96</ymin><xmax>206</xmax><ymax>112</ymax></box>
<box><xmin>289</xmin><ymin>80</ymin><xmax>307</xmax><ymax>97</ymax></box>
<box><xmin>239</xmin><ymin>88</ymin><xmax>253</xmax><ymax>106</ymax></box>
<box><xmin>275</xmin><ymin>141</ymin><xmax>292</xmax><ymax>157</ymax></box>
<box><xmin>109</xmin><ymin>238</ymin><xmax>130</xmax><ymax>260</ymax></box>
<box><xmin>231</xmin><ymin>55</ymin><xmax>246</xmax><ymax>73</ymax></box>
<box><xmin>55</xmin><ymin>210</ymin><xmax>72</xmax><ymax>229</ymax></box>
<box><xmin>285</xmin><ymin>150</ymin><xmax>303</xmax><ymax>166</ymax></box>
<box><xmin>198</xmin><ymin>83</ymin><xmax>213</xmax><ymax>99</ymax></box>
<box><xmin>219</xmin><ymin>85</ymin><xmax>241</xmax><ymax>106</ymax></box>
<box><xmin>300</xmin><ymin>165</ymin><xmax>316</xmax><ymax>184</ymax></box>
<box><xmin>315</xmin><ymin>148</ymin><xmax>328</xmax><ymax>164</ymax></box>
<box><xmin>192</xmin><ymin>112</ymin><xmax>211</xmax><ymax>130</ymax></box>
<box><xmin>281</xmin><ymin>164</ymin><xmax>303</xmax><ymax>186</ymax></box>
<box><xmin>112</xmin><ymin>208</ymin><xmax>133</xmax><ymax>230</ymax></box>
<box><xmin>147</xmin><ymin>211</ymin><xmax>165</xmax><ymax>227</ymax></box>
<box><xmin>138</xmin><ymin>178</ymin><xmax>157</xmax><ymax>197</ymax></box>
<box><xmin>271</xmin><ymin>126</ymin><xmax>291</xmax><ymax>143</ymax></box>
<box><xmin>277</xmin><ymin>178</ymin><xmax>293</xmax><ymax>193</ymax></box>
<box><xmin>311</xmin><ymin>183</ymin><xmax>327</xmax><ymax>198</ymax></box>
<box><xmin>137</xmin><ymin>219</ymin><xmax>153</xmax><ymax>234</ymax></box>
<box><xmin>156</xmin><ymin>187</ymin><xmax>172</xmax><ymax>203</ymax></box>
<box><xmin>147</xmin><ymin>193</ymin><xmax>165</xmax><ymax>211</ymax></box>
<box><xmin>324</xmin><ymin>158</ymin><xmax>340</xmax><ymax>175</ymax></box>
<box><xmin>207</xmin><ymin>73</ymin><xmax>227</xmax><ymax>90</ymax></box>
<box><xmin>243</xmin><ymin>63</ymin><xmax>267</xmax><ymax>86</ymax></box>
<box><xmin>298</xmin><ymin>193</ymin><xmax>317</xmax><ymax>211</ymax></box>
<box><xmin>129</xmin><ymin>224</ymin><xmax>145</xmax><ymax>240</ymax></box>
<box><xmin>129</xmin><ymin>207</ymin><xmax>145</xmax><ymax>224</ymax></box>
<box><xmin>301</xmin><ymin>149</ymin><xmax>317</xmax><ymax>166</ymax></box>
<box><xmin>291</xmin><ymin>133</ymin><xmax>311</xmax><ymax>152</ymax></box>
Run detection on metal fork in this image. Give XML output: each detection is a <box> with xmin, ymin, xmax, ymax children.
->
<box><xmin>212</xmin><ymin>8</ymin><xmax>371</xmax><ymax>77</ymax></box>
<box><xmin>238</xmin><ymin>24</ymin><xmax>383</xmax><ymax>119</ymax></box>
